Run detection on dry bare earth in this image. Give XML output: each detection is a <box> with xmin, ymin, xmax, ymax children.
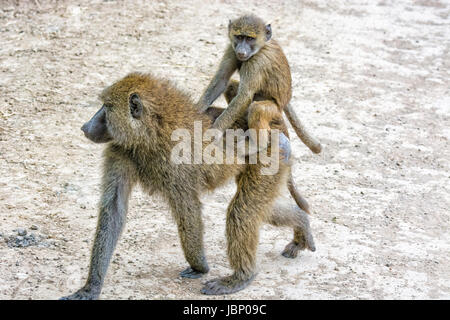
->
<box><xmin>0</xmin><ymin>0</ymin><xmax>449</xmax><ymax>300</ymax></box>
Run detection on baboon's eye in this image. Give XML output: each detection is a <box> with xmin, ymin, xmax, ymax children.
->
<box><xmin>265</xmin><ymin>24</ymin><xmax>272</xmax><ymax>41</ymax></box>
<box><xmin>129</xmin><ymin>93</ymin><xmax>143</xmax><ymax>119</ymax></box>
<box><xmin>246</xmin><ymin>36</ymin><xmax>255</xmax><ymax>43</ymax></box>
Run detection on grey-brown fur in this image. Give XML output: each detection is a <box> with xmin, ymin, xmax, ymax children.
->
<box><xmin>197</xmin><ymin>15</ymin><xmax>321</xmax><ymax>215</ymax></box>
<box><xmin>198</xmin><ymin>14</ymin><xmax>322</xmax><ymax>154</ymax></box>
<box><xmin>60</xmin><ymin>73</ymin><xmax>315</xmax><ymax>299</ymax></box>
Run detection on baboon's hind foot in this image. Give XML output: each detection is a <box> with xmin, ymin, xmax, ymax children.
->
<box><xmin>282</xmin><ymin>229</ymin><xmax>316</xmax><ymax>259</ymax></box>
<box><xmin>201</xmin><ymin>273</ymin><xmax>256</xmax><ymax>295</ymax></box>
<box><xmin>179</xmin><ymin>266</ymin><xmax>208</xmax><ymax>279</ymax></box>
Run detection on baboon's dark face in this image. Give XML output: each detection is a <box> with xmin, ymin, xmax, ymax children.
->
<box><xmin>232</xmin><ymin>34</ymin><xmax>259</xmax><ymax>61</ymax></box>
<box><xmin>81</xmin><ymin>105</ymin><xmax>113</xmax><ymax>143</ymax></box>
<box><xmin>228</xmin><ymin>15</ymin><xmax>272</xmax><ymax>61</ymax></box>
<box><xmin>81</xmin><ymin>85</ymin><xmax>145</xmax><ymax>145</ymax></box>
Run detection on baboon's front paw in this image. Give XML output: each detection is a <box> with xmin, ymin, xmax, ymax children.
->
<box><xmin>59</xmin><ymin>288</ymin><xmax>99</xmax><ymax>300</ymax></box>
<box><xmin>201</xmin><ymin>274</ymin><xmax>255</xmax><ymax>295</ymax></box>
<box><xmin>179</xmin><ymin>267</ymin><xmax>208</xmax><ymax>279</ymax></box>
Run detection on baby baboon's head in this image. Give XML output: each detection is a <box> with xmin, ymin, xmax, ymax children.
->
<box><xmin>228</xmin><ymin>14</ymin><xmax>271</xmax><ymax>61</ymax></box>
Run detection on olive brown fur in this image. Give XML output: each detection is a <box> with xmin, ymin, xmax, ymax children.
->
<box><xmin>197</xmin><ymin>14</ymin><xmax>322</xmax><ymax>155</ymax></box>
<box><xmin>60</xmin><ymin>73</ymin><xmax>315</xmax><ymax>299</ymax></box>
<box><xmin>197</xmin><ymin>14</ymin><xmax>322</xmax><ymax>214</ymax></box>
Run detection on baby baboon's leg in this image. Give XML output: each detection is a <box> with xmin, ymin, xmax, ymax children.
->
<box><xmin>248</xmin><ymin>104</ymin><xmax>311</xmax><ymax>214</ymax></box>
<box><xmin>201</xmin><ymin>165</ymin><xmax>283</xmax><ymax>295</ymax></box>
<box><xmin>224</xmin><ymin>80</ymin><xmax>240</xmax><ymax>104</ymax></box>
<box><xmin>267</xmin><ymin>200</ymin><xmax>316</xmax><ymax>258</ymax></box>
<box><xmin>204</xmin><ymin>106</ymin><xmax>225</xmax><ymax>122</ymax></box>
<box><xmin>248</xmin><ymin>100</ymin><xmax>281</xmax><ymax>134</ymax></box>
<box><xmin>167</xmin><ymin>192</ymin><xmax>209</xmax><ymax>279</ymax></box>
<box><xmin>234</xmin><ymin>100</ymin><xmax>283</xmax><ymax>156</ymax></box>
<box><xmin>248</xmin><ymin>103</ymin><xmax>311</xmax><ymax>213</ymax></box>
<box><xmin>224</xmin><ymin>80</ymin><xmax>265</xmax><ymax>106</ymax></box>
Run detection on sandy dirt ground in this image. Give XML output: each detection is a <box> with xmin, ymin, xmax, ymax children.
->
<box><xmin>0</xmin><ymin>0</ymin><xmax>449</xmax><ymax>300</ymax></box>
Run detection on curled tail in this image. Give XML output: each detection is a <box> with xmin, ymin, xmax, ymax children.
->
<box><xmin>284</xmin><ymin>103</ymin><xmax>322</xmax><ymax>154</ymax></box>
<box><xmin>287</xmin><ymin>172</ymin><xmax>311</xmax><ymax>214</ymax></box>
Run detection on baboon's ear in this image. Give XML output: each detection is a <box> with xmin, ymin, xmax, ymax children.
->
<box><xmin>129</xmin><ymin>93</ymin><xmax>143</xmax><ymax>119</ymax></box>
<box><xmin>265</xmin><ymin>24</ymin><xmax>272</xmax><ymax>41</ymax></box>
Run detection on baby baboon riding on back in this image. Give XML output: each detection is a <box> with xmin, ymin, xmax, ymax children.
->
<box><xmin>60</xmin><ymin>73</ymin><xmax>315</xmax><ymax>299</ymax></box>
<box><xmin>197</xmin><ymin>14</ymin><xmax>322</xmax><ymax>214</ymax></box>
<box><xmin>197</xmin><ymin>14</ymin><xmax>322</xmax><ymax>154</ymax></box>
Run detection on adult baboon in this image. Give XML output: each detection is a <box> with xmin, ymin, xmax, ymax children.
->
<box><xmin>60</xmin><ymin>73</ymin><xmax>315</xmax><ymax>299</ymax></box>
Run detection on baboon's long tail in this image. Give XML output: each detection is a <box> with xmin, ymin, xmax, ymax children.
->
<box><xmin>284</xmin><ymin>103</ymin><xmax>322</xmax><ymax>154</ymax></box>
<box><xmin>287</xmin><ymin>172</ymin><xmax>311</xmax><ymax>214</ymax></box>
